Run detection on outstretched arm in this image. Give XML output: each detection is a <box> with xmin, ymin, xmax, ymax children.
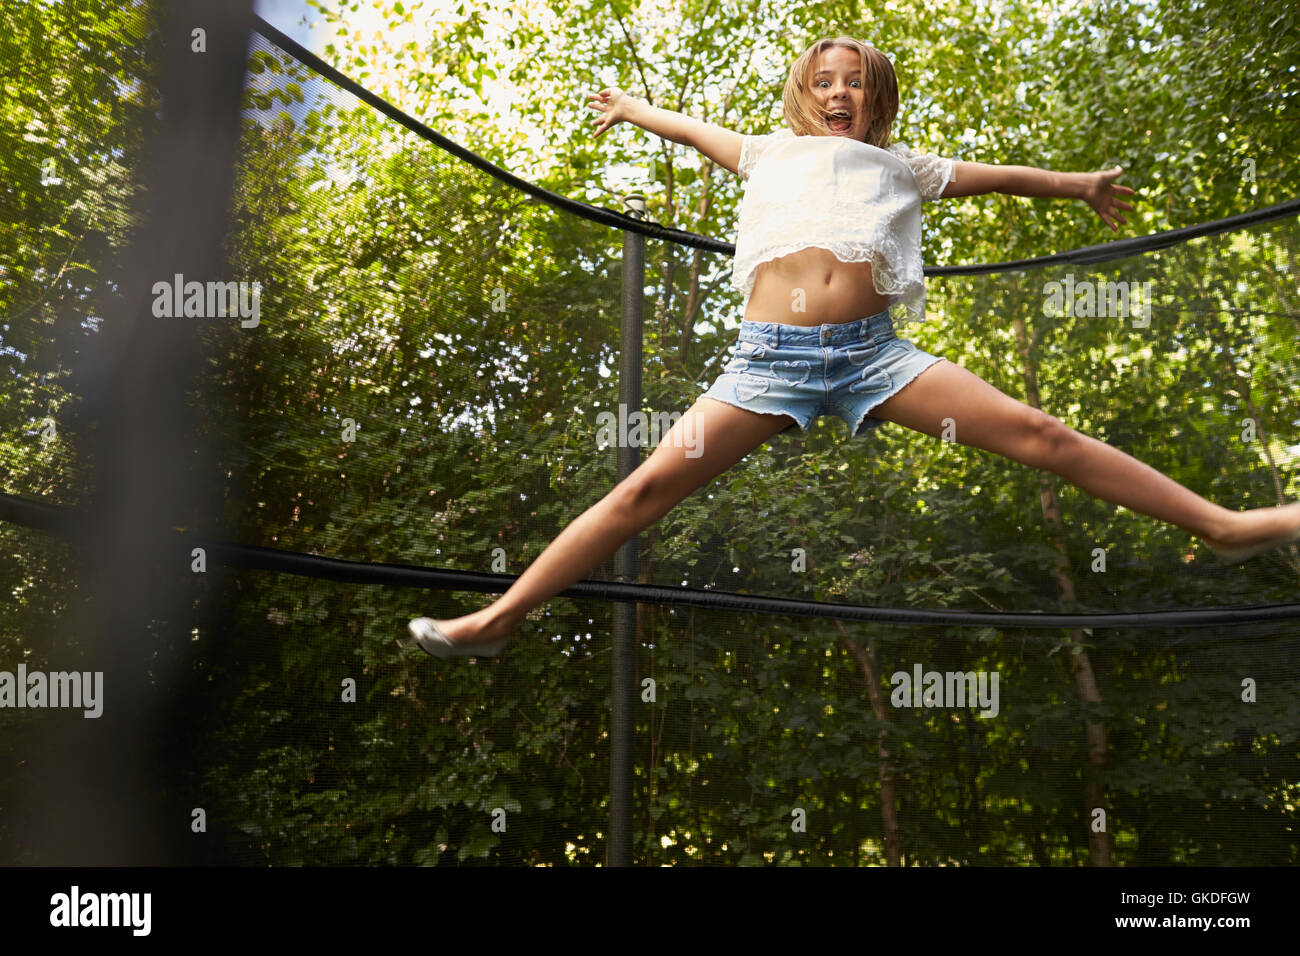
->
<box><xmin>588</xmin><ymin>87</ymin><xmax>743</xmax><ymax>176</ymax></box>
<box><xmin>941</xmin><ymin>160</ymin><xmax>1137</xmax><ymax>232</ymax></box>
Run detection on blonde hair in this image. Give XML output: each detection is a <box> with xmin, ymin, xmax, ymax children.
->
<box><xmin>782</xmin><ymin>37</ymin><xmax>899</xmax><ymax>149</ymax></box>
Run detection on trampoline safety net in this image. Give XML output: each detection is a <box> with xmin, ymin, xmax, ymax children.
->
<box><xmin>1</xmin><ymin>7</ymin><xmax>1297</xmax><ymax>866</ymax></box>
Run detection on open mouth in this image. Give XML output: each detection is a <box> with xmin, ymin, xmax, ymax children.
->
<box><xmin>826</xmin><ymin>109</ymin><xmax>852</xmax><ymax>132</ymax></box>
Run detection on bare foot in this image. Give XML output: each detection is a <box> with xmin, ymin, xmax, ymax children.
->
<box><xmin>1201</xmin><ymin>501</ymin><xmax>1300</xmax><ymax>559</ymax></box>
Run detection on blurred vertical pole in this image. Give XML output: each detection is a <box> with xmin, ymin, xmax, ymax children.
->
<box><xmin>8</xmin><ymin>0</ymin><xmax>252</xmax><ymax>864</ymax></box>
<box><xmin>610</xmin><ymin>195</ymin><xmax>647</xmax><ymax>867</ymax></box>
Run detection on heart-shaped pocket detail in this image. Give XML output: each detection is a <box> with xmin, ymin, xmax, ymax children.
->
<box><xmin>771</xmin><ymin>360</ymin><xmax>812</xmax><ymax>386</ymax></box>
<box><xmin>850</xmin><ymin>367</ymin><xmax>891</xmax><ymax>394</ymax></box>
<box><xmin>735</xmin><ymin>374</ymin><xmax>770</xmax><ymax>402</ymax></box>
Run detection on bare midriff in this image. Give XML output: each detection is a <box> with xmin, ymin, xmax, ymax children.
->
<box><xmin>742</xmin><ymin>247</ymin><xmax>890</xmax><ymax>327</ymax></box>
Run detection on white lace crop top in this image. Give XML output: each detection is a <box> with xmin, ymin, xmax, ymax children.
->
<box><xmin>731</xmin><ymin>127</ymin><xmax>956</xmax><ymax>324</ymax></box>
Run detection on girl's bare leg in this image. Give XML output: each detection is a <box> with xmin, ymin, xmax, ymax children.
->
<box><xmin>871</xmin><ymin>359</ymin><xmax>1300</xmax><ymax>548</ymax></box>
<box><xmin>431</xmin><ymin>397</ymin><xmax>797</xmax><ymax>647</ymax></box>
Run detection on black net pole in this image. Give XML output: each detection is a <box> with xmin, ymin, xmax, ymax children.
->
<box><xmin>610</xmin><ymin>197</ymin><xmax>646</xmax><ymax>866</ymax></box>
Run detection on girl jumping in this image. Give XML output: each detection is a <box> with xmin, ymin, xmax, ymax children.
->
<box><xmin>405</xmin><ymin>36</ymin><xmax>1300</xmax><ymax>658</ymax></box>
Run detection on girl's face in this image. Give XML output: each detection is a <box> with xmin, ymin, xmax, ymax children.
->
<box><xmin>811</xmin><ymin>45</ymin><xmax>868</xmax><ymax>140</ymax></box>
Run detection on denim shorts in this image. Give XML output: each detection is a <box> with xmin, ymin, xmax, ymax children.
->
<box><xmin>700</xmin><ymin>309</ymin><xmax>946</xmax><ymax>438</ymax></box>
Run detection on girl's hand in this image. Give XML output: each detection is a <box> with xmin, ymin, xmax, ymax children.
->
<box><xmin>1085</xmin><ymin>166</ymin><xmax>1136</xmax><ymax>232</ymax></box>
<box><xmin>587</xmin><ymin>87</ymin><xmax>636</xmax><ymax>137</ymax></box>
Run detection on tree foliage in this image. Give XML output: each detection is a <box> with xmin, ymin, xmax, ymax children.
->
<box><xmin>1</xmin><ymin>0</ymin><xmax>1297</xmax><ymax>865</ymax></box>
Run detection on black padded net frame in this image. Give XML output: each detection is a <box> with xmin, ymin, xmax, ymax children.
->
<box><xmin>1</xmin><ymin>7</ymin><xmax>1297</xmax><ymax>866</ymax></box>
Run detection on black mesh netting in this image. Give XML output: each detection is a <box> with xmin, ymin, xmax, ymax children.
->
<box><xmin>1</xmin><ymin>15</ymin><xmax>1296</xmax><ymax>865</ymax></box>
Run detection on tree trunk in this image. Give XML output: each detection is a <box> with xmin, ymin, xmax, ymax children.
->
<box><xmin>841</xmin><ymin>625</ymin><xmax>902</xmax><ymax>866</ymax></box>
<box><xmin>1011</xmin><ymin>311</ymin><xmax>1113</xmax><ymax>867</ymax></box>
